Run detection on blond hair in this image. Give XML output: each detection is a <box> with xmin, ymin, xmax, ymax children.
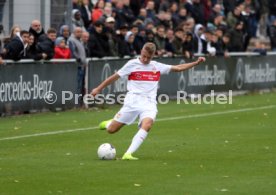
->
<box><xmin>142</xmin><ymin>42</ymin><xmax>156</xmax><ymax>55</ymax></box>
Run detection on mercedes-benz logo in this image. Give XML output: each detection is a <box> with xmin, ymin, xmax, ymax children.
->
<box><xmin>235</xmin><ymin>58</ymin><xmax>244</xmax><ymax>89</ymax></box>
<box><xmin>178</xmin><ymin>59</ymin><xmax>187</xmax><ymax>91</ymax></box>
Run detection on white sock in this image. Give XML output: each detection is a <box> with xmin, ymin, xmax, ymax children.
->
<box><xmin>126</xmin><ymin>129</ymin><xmax>148</xmax><ymax>154</ymax></box>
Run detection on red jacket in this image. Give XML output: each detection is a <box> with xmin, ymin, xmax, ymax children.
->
<box><xmin>54</xmin><ymin>47</ymin><xmax>71</xmax><ymax>59</ymax></box>
<box><xmin>91</xmin><ymin>9</ymin><xmax>103</xmax><ymax>23</ymax></box>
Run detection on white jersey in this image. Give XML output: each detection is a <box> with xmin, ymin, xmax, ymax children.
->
<box><xmin>117</xmin><ymin>58</ymin><xmax>172</xmax><ymax>97</ymax></box>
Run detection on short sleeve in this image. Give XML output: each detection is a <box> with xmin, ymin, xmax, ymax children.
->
<box><xmin>117</xmin><ymin>61</ymin><xmax>133</xmax><ymax>77</ymax></box>
<box><xmin>154</xmin><ymin>61</ymin><xmax>172</xmax><ymax>75</ymax></box>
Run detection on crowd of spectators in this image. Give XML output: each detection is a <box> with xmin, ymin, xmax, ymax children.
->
<box><xmin>68</xmin><ymin>0</ymin><xmax>276</xmax><ymax>57</ymax></box>
<box><xmin>0</xmin><ymin>0</ymin><xmax>276</xmax><ymax>64</ymax></box>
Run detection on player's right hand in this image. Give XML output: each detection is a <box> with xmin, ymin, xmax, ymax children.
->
<box><xmin>90</xmin><ymin>88</ymin><xmax>101</xmax><ymax>96</ymax></box>
<box><xmin>197</xmin><ymin>57</ymin><xmax>206</xmax><ymax>63</ymax></box>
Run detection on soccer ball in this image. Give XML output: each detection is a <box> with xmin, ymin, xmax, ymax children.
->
<box><xmin>97</xmin><ymin>143</ymin><xmax>116</xmax><ymax>160</ymax></box>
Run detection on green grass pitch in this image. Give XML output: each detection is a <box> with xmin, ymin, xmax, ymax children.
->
<box><xmin>0</xmin><ymin>92</ymin><xmax>275</xmax><ymax>195</ymax></box>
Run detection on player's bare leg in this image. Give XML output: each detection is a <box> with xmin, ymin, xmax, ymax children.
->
<box><xmin>122</xmin><ymin>117</ymin><xmax>153</xmax><ymax>160</ymax></box>
<box><xmin>107</xmin><ymin>120</ymin><xmax>125</xmax><ymax>134</ymax></box>
<box><xmin>139</xmin><ymin>117</ymin><xmax>154</xmax><ymax>132</ymax></box>
<box><xmin>99</xmin><ymin>119</ymin><xmax>125</xmax><ymax>134</ymax></box>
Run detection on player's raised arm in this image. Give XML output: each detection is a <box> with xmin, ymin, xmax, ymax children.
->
<box><xmin>90</xmin><ymin>73</ymin><xmax>120</xmax><ymax>96</ymax></box>
<box><xmin>170</xmin><ymin>57</ymin><xmax>206</xmax><ymax>72</ymax></box>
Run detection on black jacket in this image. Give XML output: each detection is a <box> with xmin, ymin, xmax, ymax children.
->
<box><xmin>34</xmin><ymin>34</ymin><xmax>55</xmax><ymax>60</ymax></box>
<box><xmin>2</xmin><ymin>36</ymin><xmax>24</xmax><ymax>61</ymax></box>
<box><xmin>88</xmin><ymin>27</ymin><xmax>110</xmax><ymax>58</ymax></box>
<box><xmin>29</xmin><ymin>27</ymin><xmax>45</xmax><ymax>44</ymax></box>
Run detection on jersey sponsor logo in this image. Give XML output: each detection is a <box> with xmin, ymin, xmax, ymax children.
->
<box><xmin>128</xmin><ymin>71</ymin><xmax>161</xmax><ymax>81</ymax></box>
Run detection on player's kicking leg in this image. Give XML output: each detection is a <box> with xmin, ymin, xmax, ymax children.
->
<box><xmin>99</xmin><ymin>119</ymin><xmax>125</xmax><ymax>134</ymax></box>
<box><xmin>122</xmin><ymin>117</ymin><xmax>153</xmax><ymax>160</ymax></box>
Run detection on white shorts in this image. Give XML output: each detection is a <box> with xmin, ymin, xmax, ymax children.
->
<box><xmin>113</xmin><ymin>93</ymin><xmax>158</xmax><ymax>125</ymax></box>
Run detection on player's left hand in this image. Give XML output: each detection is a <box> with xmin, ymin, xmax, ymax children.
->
<box><xmin>197</xmin><ymin>57</ymin><xmax>206</xmax><ymax>64</ymax></box>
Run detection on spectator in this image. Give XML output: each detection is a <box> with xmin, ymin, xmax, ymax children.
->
<box><xmin>114</xmin><ymin>0</ymin><xmax>134</xmax><ymax>28</ymax></box>
<box><xmin>190</xmin><ymin>0</ymin><xmax>205</xmax><ymax>25</ymax></box>
<box><xmin>203</xmin><ymin>0</ymin><xmax>213</xmax><ymax>24</ymax></box>
<box><xmin>154</xmin><ymin>25</ymin><xmax>169</xmax><ymax>56</ymax></box>
<box><xmin>91</xmin><ymin>0</ymin><xmax>105</xmax><ymax>23</ymax></box>
<box><xmin>133</xmin><ymin>26</ymin><xmax>147</xmax><ymax>54</ymax></box>
<box><xmin>223</xmin><ymin>0</ymin><xmax>239</xmax><ymax>15</ymax></box>
<box><xmin>137</xmin><ymin>8</ymin><xmax>147</xmax><ymax>22</ymax></box>
<box><xmin>228</xmin><ymin>21</ymin><xmax>245</xmax><ymax>52</ymax></box>
<box><xmin>0</xmin><ymin>24</ymin><xmax>5</xmax><ymax>51</ymax></box>
<box><xmin>242</xmin><ymin>3</ymin><xmax>258</xmax><ymax>50</ymax></box>
<box><xmin>68</xmin><ymin>27</ymin><xmax>87</xmax><ymax>101</ymax></box>
<box><xmin>182</xmin><ymin>32</ymin><xmax>195</xmax><ymax>59</ymax></box>
<box><xmin>117</xmin><ymin>23</ymin><xmax>129</xmax><ymax>57</ymax></box>
<box><xmin>129</xmin><ymin>25</ymin><xmax>139</xmax><ymax>37</ymax></box>
<box><xmin>123</xmin><ymin>31</ymin><xmax>136</xmax><ymax>57</ymax></box>
<box><xmin>208</xmin><ymin>13</ymin><xmax>226</xmax><ymax>30</ymax></box>
<box><xmin>29</xmin><ymin>20</ymin><xmax>45</xmax><ymax>45</ymax></box>
<box><xmin>80</xmin><ymin>0</ymin><xmax>93</xmax><ymax>29</ymax></box>
<box><xmin>252</xmin><ymin>40</ymin><xmax>267</xmax><ymax>55</ymax></box>
<box><xmin>145</xmin><ymin>29</ymin><xmax>155</xmax><ymax>44</ymax></box>
<box><xmin>269</xmin><ymin>18</ymin><xmax>276</xmax><ymax>51</ymax></box>
<box><xmin>54</xmin><ymin>37</ymin><xmax>71</xmax><ymax>59</ymax></box>
<box><xmin>226</xmin><ymin>5</ymin><xmax>243</xmax><ymax>29</ymax></box>
<box><xmin>201</xmin><ymin>29</ymin><xmax>216</xmax><ymax>55</ymax></box>
<box><xmin>269</xmin><ymin>0</ymin><xmax>276</xmax><ymax>24</ymax></box>
<box><xmin>130</xmin><ymin>0</ymin><xmax>142</xmax><ymax>17</ymax></box>
<box><xmin>257</xmin><ymin>0</ymin><xmax>269</xmax><ymax>38</ymax></box>
<box><xmin>9</xmin><ymin>25</ymin><xmax>21</xmax><ymax>38</ymax></box>
<box><xmin>170</xmin><ymin>2</ymin><xmax>180</xmax><ymax>29</ymax></box>
<box><xmin>156</xmin><ymin>11</ymin><xmax>173</xmax><ymax>29</ymax></box>
<box><xmin>81</xmin><ymin>31</ymin><xmax>91</xmax><ymax>57</ymax></box>
<box><xmin>221</xmin><ymin>33</ymin><xmax>231</xmax><ymax>57</ymax></box>
<box><xmin>104</xmin><ymin>17</ymin><xmax>119</xmax><ymax>56</ymax></box>
<box><xmin>72</xmin><ymin>0</ymin><xmax>81</xmax><ymax>10</ymax></box>
<box><xmin>2</xmin><ymin>30</ymin><xmax>29</xmax><ymax>61</ymax></box>
<box><xmin>59</xmin><ymin>25</ymin><xmax>71</xmax><ymax>44</ymax></box>
<box><xmin>172</xmin><ymin>28</ymin><xmax>184</xmax><ymax>55</ymax></box>
<box><xmin>182</xmin><ymin>17</ymin><xmax>196</xmax><ymax>33</ymax></box>
<box><xmin>3</xmin><ymin>25</ymin><xmax>21</xmax><ymax>46</ymax></box>
<box><xmin>173</xmin><ymin>7</ymin><xmax>188</xmax><ymax>28</ymax></box>
<box><xmin>122</xmin><ymin>0</ymin><xmax>135</xmax><ymax>25</ymax></box>
<box><xmin>34</xmin><ymin>28</ymin><xmax>57</xmax><ymax>60</ymax></box>
<box><xmin>145</xmin><ymin>0</ymin><xmax>156</xmax><ymax>21</ymax></box>
<box><xmin>72</xmin><ymin>9</ymin><xmax>86</xmax><ymax>31</ymax></box>
<box><xmin>129</xmin><ymin>24</ymin><xmax>140</xmax><ymax>53</ymax></box>
<box><xmin>180</xmin><ymin>0</ymin><xmax>194</xmax><ymax>16</ymax></box>
<box><xmin>88</xmin><ymin>20</ymin><xmax>110</xmax><ymax>58</ymax></box>
<box><xmin>165</xmin><ymin>28</ymin><xmax>175</xmax><ymax>54</ymax></box>
<box><xmin>99</xmin><ymin>5</ymin><xmax>113</xmax><ymax>23</ymax></box>
<box><xmin>24</xmin><ymin>33</ymin><xmax>36</xmax><ymax>59</ymax></box>
<box><xmin>210</xmin><ymin>3</ymin><xmax>225</xmax><ymax>21</ymax></box>
<box><xmin>212</xmin><ymin>27</ymin><xmax>225</xmax><ymax>56</ymax></box>
<box><xmin>144</xmin><ymin>19</ymin><xmax>155</xmax><ymax>32</ymax></box>
<box><xmin>194</xmin><ymin>24</ymin><xmax>205</xmax><ymax>54</ymax></box>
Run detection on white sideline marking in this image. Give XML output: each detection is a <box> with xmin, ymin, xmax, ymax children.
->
<box><xmin>0</xmin><ymin>105</ymin><xmax>275</xmax><ymax>141</ymax></box>
<box><xmin>157</xmin><ymin>105</ymin><xmax>276</xmax><ymax>122</ymax></box>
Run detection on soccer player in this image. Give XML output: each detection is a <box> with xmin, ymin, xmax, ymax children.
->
<box><xmin>91</xmin><ymin>42</ymin><xmax>206</xmax><ymax>160</ymax></box>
